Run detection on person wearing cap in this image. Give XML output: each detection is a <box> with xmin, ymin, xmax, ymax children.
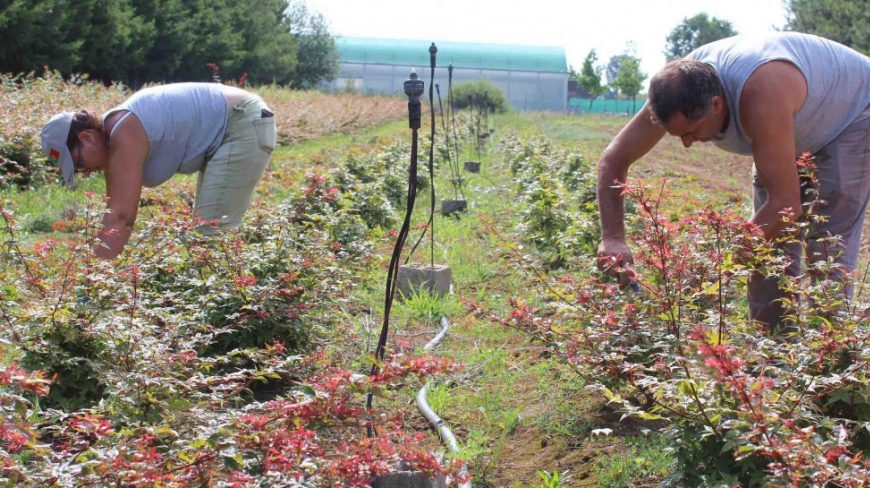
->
<box><xmin>41</xmin><ymin>82</ymin><xmax>276</xmax><ymax>260</ymax></box>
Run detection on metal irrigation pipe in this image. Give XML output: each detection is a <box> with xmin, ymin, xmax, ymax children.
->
<box><xmin>437</xmin><ymin>83</ymin><xmax>464</xmax><ymax>201</ymax></box>
<box><xmin>448</xmin><ymin>63</ymin><xmax>461</xmax><ymax>174</ymax></box>
<box><xmin>417</xmin><ymin>315</ymin><xmax>471</xmax><ymax>488</ymax></box>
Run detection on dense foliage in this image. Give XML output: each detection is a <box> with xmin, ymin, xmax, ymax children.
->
<box><xmin>785</xmin><ymin>0</ymin><xmax>870</xmax><ymax>54</ymax></box>
<box><xmin>0</xmin><ymin>0</ymin><xmax>338</xmax><ymax>88</ymax></box>
<box><xmin>664</xmin><ymin>13</ymin><xmax>739</xmax><ymax>61</ymax></box>
<box><xmin>0</xmin><ymin>131</ymin><xmax>464</xmax><ymax>484</ymax></box>
<box><xmin>470</xmin><ymin>151</ymin><xmax>870</xmax><ymax>486</ymax></box>
<box><xmin>448</xmin><ymin>80</ymin><xmax>510</xmax><ymax>114</ymax></box>
<box><xmin>497</xmin><ymin>131</ymin><xmax>599</xmax><ymax>266</ymax></box>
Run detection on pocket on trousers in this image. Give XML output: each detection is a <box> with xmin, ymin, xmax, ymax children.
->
<box><xmin>253</xmin><ymin>118</ymin><xmax>277</xmax><ymax>152</ymax></box>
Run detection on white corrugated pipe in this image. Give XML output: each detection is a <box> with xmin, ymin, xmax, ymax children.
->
<box><xmin>417</xmin><ymin>315</ymin><xmax>471</xmax><ymax>488</ymax></box>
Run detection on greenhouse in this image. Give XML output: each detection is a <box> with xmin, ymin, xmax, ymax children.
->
<box><xmin>328</xmin><ymin>36</ymin><xmax>569</xmax><ymax>112</ymax></box>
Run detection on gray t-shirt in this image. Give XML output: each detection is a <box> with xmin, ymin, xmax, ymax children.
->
<box><xmin>103</xmin><ymin>83</ymin><xmax>228</xmax><ymax>187</ymax></box>
<box><xmin>687</xmin><ymin>32</ymin><xmax>870</xmax><ymax>156</ymax></box>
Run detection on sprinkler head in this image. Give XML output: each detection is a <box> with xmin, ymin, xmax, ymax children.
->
<box><xmin>404</xmin><ymin>69</ymin><xmax>424</xmax><ymax>101</ymax></box>
<box><xmin>404</xmin><ymin>70</ymin><xmax>424</xmax><ymax>130</ymax></box>
<box><xmin>429</xmin><ymin>43</ymin><xmax>438</xmax><ymax>67</ymax></box>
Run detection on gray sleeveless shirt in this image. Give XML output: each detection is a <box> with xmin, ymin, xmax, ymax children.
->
<box><xmin>687</xmin><ymin>32</ymin><xmax>870</xmax><ymax>156</ymax></box>
<box><xmin>103</xmin><ymin>83</ymin><xmax>228</xmax><ymax>187</ymax></box>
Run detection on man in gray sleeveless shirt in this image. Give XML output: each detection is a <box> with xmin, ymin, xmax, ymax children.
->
<box><xmin>596</xmin><ymin>32</ymin><xmax>870</xmax><ymax>332</ymax></box>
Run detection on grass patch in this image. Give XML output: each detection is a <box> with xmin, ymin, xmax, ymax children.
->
<box><xmin>596</xmin><ymin>435</ymin><xmax>674</xmax><ymax>488</ymax></box>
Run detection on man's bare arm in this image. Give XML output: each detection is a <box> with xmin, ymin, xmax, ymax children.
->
<box><xmin>740</xmin><ymin>61</ymin><xmax>807</xmax><ymax>240</ymax></box>
<box><xmin>597</xmin><ymin>102</ymin><xmax>666</xmax><ymax>281</ymax></box>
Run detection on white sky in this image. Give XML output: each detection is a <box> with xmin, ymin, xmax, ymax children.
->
<box><xmin>305</xmin><ymin>0</ymin><xmax>789</xmax><ymax>89</ymax></box>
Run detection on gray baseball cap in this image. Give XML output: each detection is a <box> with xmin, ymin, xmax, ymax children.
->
<box><xmin>40</xmin><ymin>112</ymin><xmax>76</xmax><ymax>187</ymax></box>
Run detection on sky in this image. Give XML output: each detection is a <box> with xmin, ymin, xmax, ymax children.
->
<box><xmin>305</xmin><ymin>0</ymin><xmax>790</xmax><ymax>88</ymax></box>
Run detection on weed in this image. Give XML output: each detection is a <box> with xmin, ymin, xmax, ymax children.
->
<box><xmin>596</xmin><ymin>435</ymin><xmax>673</xmax><ymax>488</ymax></box>
<box><xmin>426</xmin><ymin>382</ymin><xmax>452</xmax><ymax>413</ymax></box>
<box><xmin>458</xmin><ymin>428</ymin><xmax>503</xmax><ymax>488</ymax></box>
<box><xmin>531</xmin><ymin>470</ymin><xmax>571</xmax><ymax>488</ymax></box>
<box><xmin>498</xmin><ymin>408</ymin><xmax>522</xmax><ymax>435</ymax></box>
<box><xmin>396</xmin><ymin>287</ymin><xmax>464</xmax><ymax>322</ymax></box>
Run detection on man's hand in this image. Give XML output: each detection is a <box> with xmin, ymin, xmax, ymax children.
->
<box><xmin>597</xmin><ymin>239</ymin><xmax>636</xmax><ymax>287</ymax></box>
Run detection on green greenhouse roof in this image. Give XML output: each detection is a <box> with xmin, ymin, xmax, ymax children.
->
<box><xmin>336</xmin><ymin>36</ymin><xmax>567</xmax><ymax>73</ymax></box>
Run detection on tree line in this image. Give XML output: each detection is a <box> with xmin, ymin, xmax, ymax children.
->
<box><xmin>0</xmin><ymin>0</ymin><xmax>339</xmax><ymax>89</ymax></box>
<box><xmin>571</xmin><ymin>0</ymin><xmax>868</xmax><ymax>113</ymax></box>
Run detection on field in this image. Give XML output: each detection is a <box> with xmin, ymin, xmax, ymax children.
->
<box><xmin>2</xmin><ymin>78</ymin><xmax>870</xmax><ymax>487</ymax></box>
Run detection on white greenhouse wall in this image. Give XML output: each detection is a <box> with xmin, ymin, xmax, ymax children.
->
<box><xmin>327</xmin><ymin>62</ymin><xmax>568</xmax><ymax>112</ymax></box>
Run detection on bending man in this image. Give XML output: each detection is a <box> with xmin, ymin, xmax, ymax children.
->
<box><xmin>597</xmin><ymin>32</ymin><xmax>870</xmax><ymax>331</ymax></box>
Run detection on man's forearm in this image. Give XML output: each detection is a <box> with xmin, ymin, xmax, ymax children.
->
<box><xmin>751</xmin><ymin>201</ymin><xmax>797</xmax><ymax>241</ymax></box>
<box><xmin>597</xmin><ymin>157</ymin><xmax>629</xmax><ymax>240</ymax></box>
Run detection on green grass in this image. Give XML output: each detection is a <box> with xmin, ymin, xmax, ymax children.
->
<box><xmin>394</xmin><ymin>288</ymin><xmax>464</xmax><ymax>322</ymax></box>
<box><xmin>595</xmin><ymin>435</ymin><xmax>674</xmax><ymax>488</ymax></box>
<box><xmin>494</xmin><ymin>112</ymin><xmax>621</xmax><ymax>146</ymax></box>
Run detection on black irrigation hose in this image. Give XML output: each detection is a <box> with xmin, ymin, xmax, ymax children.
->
<box><xmin>448</xmin><ymin>63</ymin><xmax>461</xmax><ymax>180</ymax></box>
<box><xmin>437</xmin><ymin>83</ymin><xmax>465</xmax><ymax>201</ymax></box>
<box><xmin>428</xmin><ymin>44</ymin><xmax>436</xmax><ymax>267</ymax></box>
<box><xmin>405</xmin><ymin>43</ymin><xmax>438</xmax><ymax>267</ymax></box>
<box><xmin>367</xmin><ymin>69</ymin><xmax>424</xmax><ymax>438</ymax></box>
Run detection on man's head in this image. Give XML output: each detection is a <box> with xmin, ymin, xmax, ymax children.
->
<box><xmin>649</xmin><ymin>59</ymin><xmax>728</xmax><ymax>148</ymax></box>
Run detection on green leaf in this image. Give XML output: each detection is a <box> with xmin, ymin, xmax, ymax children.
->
<box><xmin>297</xmin><ymin>385</ymin><xmax>316</xmax><ymax>399</ymax></box>
<box><xmin>223</xmin><ymin>454</ymin><xmax>244</xmax><ymax>471</ymax></box>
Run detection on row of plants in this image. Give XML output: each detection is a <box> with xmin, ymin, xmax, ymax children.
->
<box><xmin>473</xmin><ymin>139</ymin><xmax>870</xmax><ymax>485</ymax></box>
<box><xmin>497</xmin><ymin>130</ymin><xmax>600</xmax><ymax>266</ymax></box>
<box><xmin>0</xmin><ymin>114</ymin><xmax>474</xmax><ymax>484</ymax></box>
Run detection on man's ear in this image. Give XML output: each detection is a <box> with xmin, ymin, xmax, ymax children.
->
<box><xmin>711</xmin><ymin>95</ymin><xmax>726</xmax><ymax>114</ymax></box>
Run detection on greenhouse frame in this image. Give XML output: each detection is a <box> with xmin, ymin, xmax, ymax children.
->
<box><xmin>328</xmin><ymin>37</ymin><xmax>569</xmax><ymax>112</ymax></box>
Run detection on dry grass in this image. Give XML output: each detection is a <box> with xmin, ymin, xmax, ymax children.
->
<box><xmin>256</xmin><ymin>86</ymin><xmax>407</xmax><ymax>144</ymax></box>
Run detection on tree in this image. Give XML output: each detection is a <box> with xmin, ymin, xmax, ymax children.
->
<box><xmin>284</xmin><ymin>0</ymin><xmax>339</xmax><ymax>89</ymax></box>
<box><xmin>785</xmin><ymin>0</ymin><xmax>870</xmax><ymax>54</ymax></box>
<box><xmin>0</xmin><ymin>0</ymin><xmax>337</xmax><ymax>88</ymax></box>
<box><xmin>610</xmin><ymin>55</ymin><xmax>647</xmax><ymax>114</ymax></box>
<box><xmin>232</xmin><ymin>0</ymin><xmax>299</xmax><ymax>85</ymax></box>
<box><xmin>576</xmin><ymin>49</ymin><xmax>606</xmax><ymax>111</ymax></box>
<box><xmin>0</xmin><ymin>0</ymin><xmax>84</xmax><ymax>75</ymax></box>
<box><xmin>605</xmin><ymin>53</ymin><xmax>630</xmax><ymax>88</ymax></box>
<box><xmin>664</xmin><ymin>13</ymin><xmax>738</xmax><ymax>61</ymax></box>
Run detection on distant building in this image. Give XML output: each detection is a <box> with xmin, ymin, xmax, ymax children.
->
<box><xmin>328</xmin><ymin>36</ymin><xmax>568</xmax><ymax>112</ymax></box>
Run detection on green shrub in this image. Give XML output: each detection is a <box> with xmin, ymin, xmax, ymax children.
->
<box><xmin>450</xmin><ymin>79</ymin><xmax>510</xmax><ymax>113</ymax></box>
<box><xmin>0</xmin><ymin>134</ymin><xmax>66</xmax><ymax>190</ymax></box>
<box><xmin>498</xmin><ymin>131</ymin><xmax>600</xmax><ymax>263</ymax></box>
<box><xmin>9</xmin><ymin>190</ymin><xmax>368</xmax><ymax>411</ymax></box>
